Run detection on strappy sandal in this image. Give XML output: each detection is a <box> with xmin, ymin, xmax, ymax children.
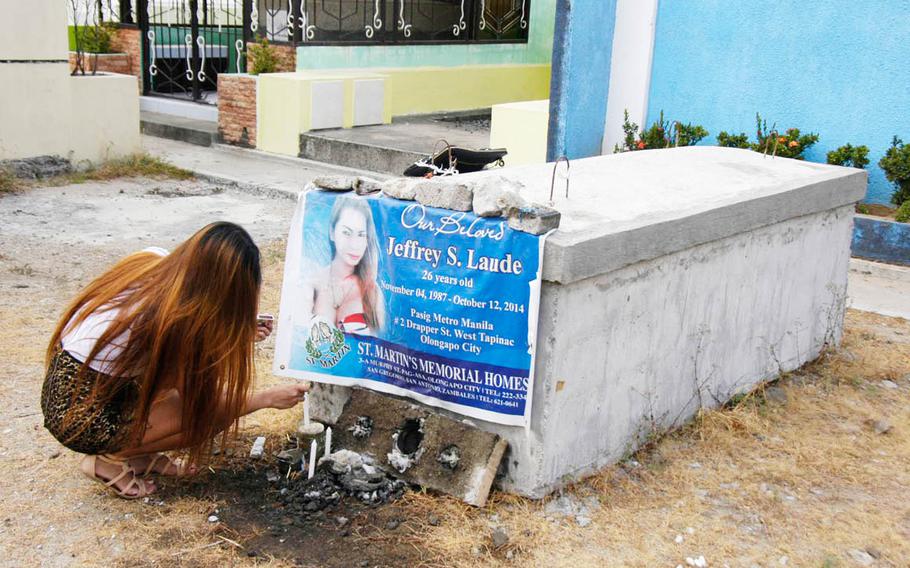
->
<box><xmin>138</xmin><ymin>453</ymin><xmax>196</xmax><ymax>478</ymax></box>
<box><xmin>80</xmin><ymin>455</ymin><xmax>154</xmax><ymax>500</ymax></box>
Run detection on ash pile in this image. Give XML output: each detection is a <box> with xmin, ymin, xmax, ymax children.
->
<box><xmin>271</xmin><ymin>446</ymin><xmax>408</xmax><ymax>515</ymax></box>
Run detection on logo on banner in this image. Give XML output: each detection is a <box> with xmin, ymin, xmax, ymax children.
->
<box><xmin>304</xmin><ymin>320</ymin><xmax>351</xmax><ymax>368</ymax></box>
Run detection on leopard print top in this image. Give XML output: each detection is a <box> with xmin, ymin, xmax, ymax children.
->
<box><xmin>41</xmin><ymin>349</ymin><xmax>139</xmax><ymax>455</ymax></box>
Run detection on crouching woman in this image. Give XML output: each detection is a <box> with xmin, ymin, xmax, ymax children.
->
<box><xmin>41</xmin><ymin>222</ymin><xmax>309</xmax><ymax>499</ymax></box>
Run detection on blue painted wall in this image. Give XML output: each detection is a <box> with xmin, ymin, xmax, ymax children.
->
<box><xmin>547</xmin><ymin>0</ymin><xmax>616</xmax><ymax>160</ymax></box>
<box><xmin>853</xmin><ymin>217</ymin><xmax>910</xmax><ymax>266</ymax></box>
<box><xmin>646</xmin><ymin>0</ymin><xmax>910</xmax><ymax>204</ymax></box>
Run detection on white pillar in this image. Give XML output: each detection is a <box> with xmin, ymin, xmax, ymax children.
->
<box><xmin>601</xmin><ymin>0</ymin><xmax>659</xmax><ymax>154</ymax></box>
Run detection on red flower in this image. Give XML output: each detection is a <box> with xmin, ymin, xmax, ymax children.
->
<box><xmin>788</xmin><ymin>140</ymin><xmax>799</xmax><ymax>148</ymax></box>
<box><xmin>778</xmin><ymin>136</ymin><xmax>788</xmax><ymax>144</ymax></box>
<box><xmin>636</xmin><ymin>141</ymin><xmax>646</xmax><ymax>150</ymax></box>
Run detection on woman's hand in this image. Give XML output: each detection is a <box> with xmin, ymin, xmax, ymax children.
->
<box><xmin>255</xmin><ymin>318</ymin><xmax>273</xmax><ymax>342</ymax></box>
<box><xmin>265</xmin><ymin>382</ymin><xmax>311</xmax><ymax>410</ymax></box>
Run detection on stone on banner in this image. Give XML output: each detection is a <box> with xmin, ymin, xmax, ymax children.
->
<box><xmin>507</xmin><ymin>204</ymin><xmax>561</xmax><ymax>235</ymax></box>
<box><xmin>355</xmin><ymin>177</ymin><xmax>383</xmax><ymax>195</ymax></box>
<box><xmin>313</xmin><ymin>175</ymin><xmax>357</xmax><ymax>191</ymax></box>
<box><xmin>472</xmin><ymin>176</ymin><xmax>526</xmax><ymax>217</ymax></box>
<box><xmin>415</xmin><ymin>179</ymin><xmax>474</xmax><ymax>211</ymax></box>
<box><xmin>381</xmin><ymin>177</ymin><xmax>421</xmax><ymax>200</ymax></box>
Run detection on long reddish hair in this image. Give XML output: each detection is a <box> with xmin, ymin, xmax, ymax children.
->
<box><xmin>46</xmin><ymin>222</ymin><xmax>261</xmax><ymax>463</ymax></box>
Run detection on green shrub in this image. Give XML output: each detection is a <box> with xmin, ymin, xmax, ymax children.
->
<box><xmin>879</xmin><ymin>137</ymin><xmax>910</xmax><ymax>206</ymax></box>
<box><xmin>614</xmin><ymin>110</ymin><xmax>708</xmax><ymax>152</ymax></box>
<box><xmin>75</xmin><ymin>22</ymin><xmax>116</xmax><ymax>54</ymax></box>
<box><xmin>895</xmin><ymin>200</ymin><xmax>910</xmax><ymax>223</ymax></box>
<box><xmin>716</xmin><ymin>114</ymin><xmax>818</xmax><ymax>159</ymax></box>
<box><xmin>248</xmin><ymin>39</ymin><xmax>279</xmax><ymax>75</ymax></box>
<box><xmin>826</xmin><ymin>144</ymin><xmax>870</xmax><ymax>169</ymax></box>
<box><xmin>751</xmin><ymin>114</ymin><xmax>818</xmax><ymax>159</ymax></box>
<box><xmin>716</xmin><ymin>131</ymin><xmax>751</xmax><ymax>148</ymax></box>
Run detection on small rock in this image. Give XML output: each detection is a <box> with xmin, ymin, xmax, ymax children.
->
<box><xmin>880</xmin><ymin>380</ymin><xmax>898</xmax><ymax>390</ymax></box>
<box><xmin>472</xmin><ymin>176</ymin><xmax>526</xmax><ymax>217</ymax></box>
<box><xmin>471</xmin><ymin>546</ymin><xmax>482</xmax><ymax>557</ymax></box>
<box><xmin>385</xmin><ymin>519</ymin><xmax>400</xmax><ymax>530</ymax></box>
<box><xmin>207</xmin><ymin>515</ymin><xmax>219</xmax><ymax>523</ymax></box>
<box><xmin>685</xmin><ymin>556</ymin><xmax>707</xmax><ymax>567</ymax></box>
<box><xmin>871</xmin><ymin>419</ymin><xmax>893</xmax><ymax>435</ymax></box>
<box><xmin>778</xmin><ymin>556</ymin><xmax>789</xmax><ymax>565</ymax></box>
<box><xmin>491</xmin><ymin>527</ymin><xmax>509</xmax><ymax>548</ymax></box>
<box><xmin>675</xmin><ymin>534</ymin><xmax>684</xmax><ymax>544</ymax></box>
<box><xmin>847</xmin><ymin>548</ymin><xmax>875</xmax><ymax>566</ymax></box>
<box><xmin>381</xmin><ymin>178</ymin><xmax>421</xmax><ymax>200</ymax></box>
<box><xmin>427</xmin><ymin>514</ymin><xmax>440</xmax><ymax>526</ymax></box>
<box><xmin>336</xmin><ymin>516</ymin><xmax>349</xmax><ymax>528</ymax></box>
<box><xmin>415</xmin><ymin>179</ymin><xmax>474</xmax><ymax>211</ymax></box>
<box><xmin>313</xmin><ymin>175</ymin><xmax>357</xmax><ymax>191</ymax></box>
<box><xmin>246</xmin><ymin>550</ymin><xmax>258</xmax><ymax>558</ymax></box>
<box><xmin>358</xmin><ymin>561</ymin><xmax>369</xmax><ymax>568</ymax></box>
<box><xmin>355</xmin><ymin>177</ymin><xmax>383</xmax><ymax>195</ymax></box>
<box><xmin>507</xmin><ymin>204</ymin><xmax>561</xmax><ymax>235</ymax></box>
<box><xmin>765</xmin><ymin>386</ymin><xmax>788</xmax><ymax>404</ymax></box>
<box><xmin>575</xmin><ymin>515</ymin><xmax>592</xmax><ymax>527</ymax></box>
<box><xmin>250</xmin><ymin>436</ymin><xmax>266</xmax><ymax>459</ymax></box>
<box><xmin>266</xmin><ymin>470</ymin><xmax>280</xmax><ymax>483</ymax></box>
<box><xmin>506</xmin><ymin>550</ymin><xmax>514</xmax><ymax>560</ymax></box>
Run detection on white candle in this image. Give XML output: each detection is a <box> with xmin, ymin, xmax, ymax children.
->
<box><xmin>308</xmin><ymin>439</ymin><xmax>317</xmax><ymax>479</ymax></box>
<box><xmin>303</xmin><ymin>392</ymin><xmax>310</xmax><ymax>426</ymax></box>
<box><xmin>324</xmin><ymin>427</ymin><xmax>332</xmax><ymax>458</ymax></box>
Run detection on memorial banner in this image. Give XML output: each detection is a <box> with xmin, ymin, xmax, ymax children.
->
<box><xmin>273</xmin><ymin>188</ymin><xmax>547</xmax><ymax>426</ymax></box>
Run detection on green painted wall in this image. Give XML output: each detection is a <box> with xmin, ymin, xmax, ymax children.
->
<box><xmin>295</xmin><ymin>0</ymin><xmax>555</xmax><ymax>69</ymax></box>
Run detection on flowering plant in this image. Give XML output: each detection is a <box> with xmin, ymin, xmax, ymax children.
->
<box><xmin>717</xmin><ymin>114</ymin><xmax>818</xmax><ymax>159</ymax></box>
<box><xmin>614</xmin><ymin>110</ymin><xmax>708</xmax><ymax>153</ymax></box>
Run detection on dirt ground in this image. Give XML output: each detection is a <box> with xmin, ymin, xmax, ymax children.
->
<box><xmin>1</xmin><ymin>178</ymin><xmax>908</xmax><ymax>567</ymax></box>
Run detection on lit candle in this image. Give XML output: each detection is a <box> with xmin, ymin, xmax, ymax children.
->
<box><xmin>308</xmin><ymin>439</ymin><xmax>317</xmax><ymax>479</ymax></box>
<box><xmin>324</xmin><ymin>427</ymin><xmax>332</xmax><ymax>458</ymax></box>
<box><xmin>303</xmin><ymin>392</ymin><xmax>310</xmax><ymax>426</ymax></box>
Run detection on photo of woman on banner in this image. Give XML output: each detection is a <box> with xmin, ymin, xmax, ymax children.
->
<box><xmin>298</xmin><ymin>195</ymin><xmax>385</xmax><ymax>336</ymax></box>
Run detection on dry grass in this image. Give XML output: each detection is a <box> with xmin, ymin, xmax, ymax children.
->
<box><xmin>0</xmin><ymin>166</ymin><xmax>20</xmax><ymax>194</ymax></box>
<box><xmin>1</xmin><ymin>236</ymin><xmax>908</xmax><ymax>567</ymax></box>
<box><xmin>0</xmin><ymin>153</ymin><xmax>194</xmax><ymax>196</ymax></box>
<box><xmin>61</xmin><ymin>153</ymin><xmax>195</xmax><ymax>185</ymax></box>
<box><xmin>392</xmin><ymin>310</ymin><xmax>910</xmax><ymax>567</ymax></box>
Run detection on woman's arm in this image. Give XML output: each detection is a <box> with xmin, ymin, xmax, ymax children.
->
<box><xmin>242</xmin><ymin>382</ymin><xmax>312</xmax><ymax>415</ymax></box>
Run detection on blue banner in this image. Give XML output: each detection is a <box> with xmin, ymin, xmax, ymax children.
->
<box><xmin>274</xmin><ymin>188</ymin><xmax>546</xmax><ymax>426</ymax></box>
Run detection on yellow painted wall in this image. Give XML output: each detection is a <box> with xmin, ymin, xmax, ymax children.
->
<box><xmin>490</xmin><ymin>99</ymin><xmax>550</xmax><ymax>166</ymax></box>
<box><xmin>257</xmin><ymin>70</ymin><xmax>391</xmax><ymax>156</ymax></box>
<box><xmin>255</xmin><ymin>65</ymin><xmax>550</xmax><ymax>157</ymax></box>
<box><xmin>257</xmin><ymin>73</ymin><xmax>312</xmax><ymax>156</ymax></box>
<box><xmin>382</xmin><ymin>64</ymin><xmax>551</xmax><ymax>117</ymax></box>
<box><xmin>0</xmin><ymin>64</ymin><xmax>73</xmax><ymax>159</ymax></box>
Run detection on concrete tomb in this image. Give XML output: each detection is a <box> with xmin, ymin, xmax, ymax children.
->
<box><xmin>310</xmin><ymin>146</ymin><xmax>866</xmax><ymax>498</ymax></box>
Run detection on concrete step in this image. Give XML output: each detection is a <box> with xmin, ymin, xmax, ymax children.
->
<box><xmin>140</xmin><ymin>95</ymin><xmax>218</xmax><ymax>122</ymax></box>
<box><xmin>299</xmin><ymin>132</ymin><xmax>425</xmax><ymax>176</ymax></box>
<box><xmin>298</xmin><ymin>113</ymin><xmax>492</xmax><ymax>176</ymax></box>
<box><xmin>140</xmin><ymin>111</ymin><xmax>218</xmax><ymax>147</ymax></box>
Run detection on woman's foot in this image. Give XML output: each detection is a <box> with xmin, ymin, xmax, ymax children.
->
<box><xmin>126</xmin><ymin>453</ymin><xmax>197</xmax><ymax>477</ymax></box>
<box><xmin>81</xmin><ymin>455</ymin><xmax>156</xmax><ymax>499</ymax></box>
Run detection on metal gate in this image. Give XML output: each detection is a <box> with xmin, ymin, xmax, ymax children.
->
<box><xmin>138</xmin><ymin>0</ymin><xmax>251</xmax><ymax>103</ymax></box>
